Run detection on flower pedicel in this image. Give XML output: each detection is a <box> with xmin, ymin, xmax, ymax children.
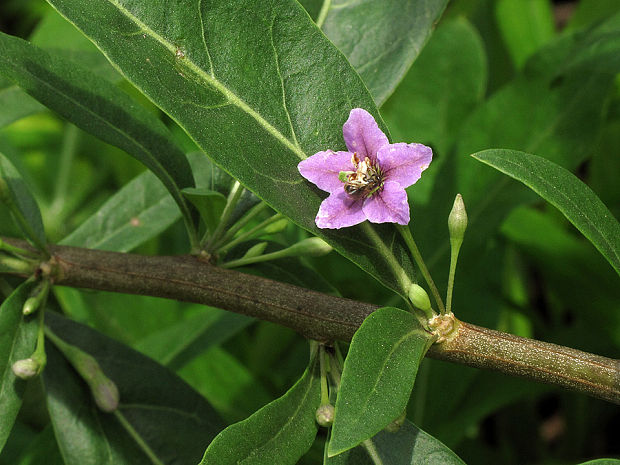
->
<box><xmin>298</xmin><ymin>108</ymin><xmax>432</xmax><ymax>229</ymax></box>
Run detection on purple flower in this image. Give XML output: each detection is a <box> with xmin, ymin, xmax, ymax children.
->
<box><xmin>298</xmin><ymin>108</ymin><xmax>432</xmax><ymax>229</ymax></box>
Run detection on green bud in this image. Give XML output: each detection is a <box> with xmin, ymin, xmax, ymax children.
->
<box><xmin>73</xmin><ymin>352</ymin><xmax>120</xmax><ymax>412</ymax></box>
<box><xmin>448</xmin><ymin>194</ymin><xmax>468</xmax><ymax>248</ymax></box>
<box><xmin>242</xmin><ymin>242</ymin><xmax>268</xmax><ymax>259</ymax></box>
<box><xmin>262</xmin><ymin>218</ymin><xmax>289</xmax><ymax>234</ymax></box>
<box><xmin>315</xmin><ymin>403</ymin><xmax>335</xmax><ymax>427</ymax></box>
<box><xmin>90</xmin><ymin>373</ymin><xmax>120</xmax><ymax>413</ymax></box>
<box><xmin>286</xmin><ymin>237</ymin><xmax>332</xmax><ymax>258</ymax></box>
<box><xmin>408</xmin><ymin>283</ymin><xmax>431</xmax><ymax>311</ymax></box>
<box><xmin>22</xmin><ymin>279</ymin><xmax>50</xmax><ymax>315</ymax></box>
<box><xmin>12</xmin><ymin>357</ymin><xmax>41</xmax><ymax>380</ymax></box>
<box><xmin>22</xmin><ymin>296</ymin><xmax>40</xmax><ymax>315</ymax></box>
<box><xmin>45</xmin><ymin>329</ymin><xmax>120</xmax><ymax>413</ymax></box>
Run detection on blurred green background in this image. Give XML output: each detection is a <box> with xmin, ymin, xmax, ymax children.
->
<box><xmin>1</xmin><ymin>0</ymin><xmax>618</xmax><ymax>464</ymax></box>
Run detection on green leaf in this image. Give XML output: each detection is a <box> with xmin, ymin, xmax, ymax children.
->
<box><xmin>0</xmin><ymin>281</ymin><xmax>39</xmax><ymax>453</ymax></box>
<box><xmin>182</xmin><ymin>187</ymin><xmax>227</xmax><ymax>234</ymax></box>
<box><xmin>60</xmin><ymin>170</ymin><xmax>179</xmax><ymax>252</ymax></box>
<box><xmin>44</xmin><ymin>0</ymin><xmax>417</xmax><ymax>296</ymax></box>
<box><xmin>43</xmin><ymin>312</ymin><xmax>224</xmax><ymax>465</ymax></box>
<box><xmin>329</xmin><ymin>307</ymin><xmax>433</xmax><ymax>456</ymax></box>
<box><xmin>316</xmin><ymin>0</ymin><xmax>449</xmax><ymax>105</ymax></box>
<box><xmin>0</xmin><ymin>76</ymin><xmax>46</xmax><ymax>129</ymax></box>
<box><xmin>495</xmin><ymin>0</ymin><xmax>555</xmax><ymax>68</ymax></box>
<box><xmin>0</xmin><ymin>152</ymin><xmax>46</xmax><ymax>251</ymax></box>
<box><xmin>326</xmin><ymin>419</ymin><xmax>465</xmax><ymax>465</ymax></box>
<box><xmin>199</xmin><ymin>353</ymin><xmax>320</xmax><ymax>465</ymax></box>
<box><xmin>472</xmin><ymin>149</ymin><xmax>620</xmax><ymax>277</ymax></box>
<box><xmin>0</xmin><ymin>31</ymin><xmax>198</xmax><ymax>246</ymax></box>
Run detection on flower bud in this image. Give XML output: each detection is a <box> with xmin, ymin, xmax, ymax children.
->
<box><xmin>12</xmin><ymin>357</ymin><xmax>40</xmax><ymax>380</ymax></box>
<box><xmin>448</xmin><ymin>194</ymin><xmax>467</xmax><ymax>249</ymax></box>
<box><xmin>408</xmin><ymin>284</ymin><xmax>431</xmax><ymax>311</ymax></box>
<box><xmin>242</xmin><ymin>242</ymin><xmax>268</xmax><ymax>259</ymax></box>
<box><xmin>286</xmin><ymin>237</ymin><xmax>333</xmax><ymax>258</ymax></box>
<box><xmin>22</xmin><ymin>296</ymin><xmax>40</xmax><ymax>315</ymax></box>
<box><xmin>22</xmin><ymin>279</ymin><xmax>50</xmax><ymax>315</ymax></box>
<box><xmin>90</xmin><ymin>374</ymin><xmax>120</xmax><ymax>413</ymax></box>
<box><xmin>315</xmin><ymin>403</ymin><xmax>335</xmax><ymax>427</ymax></box>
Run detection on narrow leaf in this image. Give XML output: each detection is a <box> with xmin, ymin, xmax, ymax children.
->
<box><xmin>317</xmin><ymin>0</ymin><xmax>449</xmax><ymax>105</ymax></box>
<box><xmin>326</xmin><ymin>420</ymin><xmax>465</xmax><ymax>465</ymax></box>
<box><xmin>472</xmin><ymin>149</ymin><xmax>620</xmax><ymax>277</ymax></box>
<box><xmin>0</xmin><ymin>31</ymin><xmax>197</xmax><ymax>245</ymax></box>
<box><xmin>200</xmin><ymin>355</ymin><xmax>320</xmax><ymax>465</ymax></box>
<box><xmin>60</xmin><ymin>170</ymin><xmax>179</xmax><ymax>252</ymax></box>
<box><xmin>0</xmin><ymin>152</ymin><xmax>46</xmax><ymax>250</ymax></box>
<box><xmin>329</xmin><ymin>307</ymin><xmax>434</xmax><ymax>456</ymax></box>
<box><xmin>45</xmin><ymin>0</ymin><xmax>417</xmax><ymax>296</ymax></box>
<box><xmin>43</xmin><ymin>312</ymin><xmax>224</xmax><ymax>465</ymax></box>
<box><xmin>0</xmin><ymin>281</ymin><xmax>39</xmax><ymax>453</ymax></box>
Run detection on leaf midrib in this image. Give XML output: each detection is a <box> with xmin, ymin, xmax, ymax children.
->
<box><xmin>334</xmin><ymin>322</ymin><xmax>428</xmax><ymax>451</ymax></box>
<box><xmin>106</xmin><ymin>0</ymin><xmax>306</xmax><ymax>161</ymax></box>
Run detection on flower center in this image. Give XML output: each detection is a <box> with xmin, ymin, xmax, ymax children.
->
<box><xmin>339</xmin><ymin>153</ymin><xmax>384</xmax><ymax>199</ymax></box>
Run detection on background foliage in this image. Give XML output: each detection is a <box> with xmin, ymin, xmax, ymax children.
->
<box><xmin>0</xmin><ymin>0</ymin><xmax>619</xmax><ymax>464</ymax></box>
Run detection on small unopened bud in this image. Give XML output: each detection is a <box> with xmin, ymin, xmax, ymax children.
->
<box><xmin>242</xmin><ymin>242</ymin><xmax>268</xmax><ymax>259</ymax></box>
<box><xmin>287</xmin><ymin>237</ymin><xmax>332</xmax><ymax>258</ymax></box>
<box><xmin>22</xmin><ymin>279</ymin><xmax>50</xmax><ymax>315</ymax></box>
<box><xmin>262</xmin><ymin>218</ymin><xmax>289</xmax><ymax>234</ymax></box>
<box><xmin>22</xmin><ymin>296</ymin><xmax>40</xmax><ymax>315</ymax></box>
<box><xmin>315</xmin><ymin>403</ymin><xmax>335</xmax><ymax>427</ymax></box>
<box><xmin>448</xmin><ymin>194</ymin><xmax>468</xmax><ymax>249</ymax></box>
<box><xmin>12</xmin><ymin>357</ymin><xmax>40</xmax><ymax>380</ymax></box>
<box><xmin>48</xmin><ymin>332</ymin><xmax>120</xmax><ymax>413</ymax></box>
<box><xmin>408</xmin><ymin>284</ymin><xmax>431</xmax><ymax>311</ymax></box>
<box><xmin>90</xmin><ymin>374</ymin><xmax>120</xmax><ymax>412</ymax></box>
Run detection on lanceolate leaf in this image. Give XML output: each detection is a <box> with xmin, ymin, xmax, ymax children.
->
<box><xmin>199</xmin><ymin>354</ymin><xmax>320</xmax><ymax>465</ymax></box>
<box><xmin>43</xmin><ymin>312</ymin><xmax>224</xmax><ymax>465</ymax></box>
<box><xmin>60</xmin><ymin>170</ymin><xmax>179</xmax><ymax>252</ymax></box>
<box><xmin>329</xmin><ymin>307</ymin><xmax>434</xmax><ymax>456</ymax></box>
<box><xmin>472</xmin><ymin>149</ymin><xmax>620</xmax><ymax>277</ymax></box>
<box><xmin>0</xmin><ymin>281</ymin><xmax>39</xmax><ymax>453</ymax></box>
<box><xmin>0</xmin><ymin>31</ymin><xmax>198</xmax><ymax>246</ymax></box>
<box><xmin>44</xmin><ymin>0</ymin><xmax>417</xmax><ymax>296</ymax></box>
<box><xmin>317</xmin><ymin>0</ymin><xmax>449</xmax><ymax>105</ymax></box>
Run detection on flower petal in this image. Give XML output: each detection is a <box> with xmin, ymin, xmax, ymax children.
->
<box><xmin>315</xmin><ymin>191</ymin><xmax>366</xmax><ymax>229</ymax></box>
<box><xmin>298</xmin><ymin>150</ymin><xmax>354</xmax><ymax>193</ymax></box>
<box><xmin>377</xmin><ymin>143</ymin><xmax>432</xmax><ymax>188</ymax></box>
<box><xmin>362</xmin><ymin>181</ymin><xmax>410</xmax><ymax>225</ymax></box>
<box><xmin>342</xmin><ymin>108</ymin><xmax>388</xmax><ymax>162</ymax></box>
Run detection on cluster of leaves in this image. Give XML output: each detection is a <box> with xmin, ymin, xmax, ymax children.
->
<box><xmin>0</xmin><ymin>0</ymin><xmax>619</xmax><ymax>464</ymax></box>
